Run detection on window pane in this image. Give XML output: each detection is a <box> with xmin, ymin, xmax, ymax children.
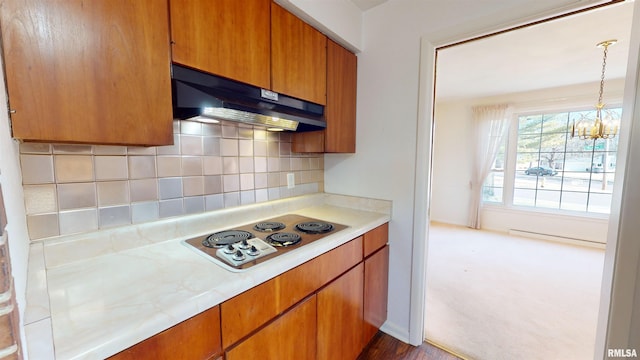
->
<box><xmin>560</xmin><ymin>191</ymin><xmax>588</xmax><ymax>212</ymax></box>
<box><xmin>515</xmin><ymin>171</ymin><xmax>538</xmax><ymax>189</ymax></box>
<box><xmin>589</xmin><ymin>173</ymin><xmax>615</xmax><ymax>194</ymax></box>
<box><xmin>517</xmin><ymin>134</ymin><xmax>541</xmax><ymax>153</ymax></box>
<box><xmin>483</xmin><ymin>172</ymin><xmax>504</xmax><ymax>203</ymax></box>
<box><xmin>540</xmin><ymin>133</ymin><xmax>567</xmax><ymax>153</ymax></box>
<box><xmin>542</xmin><ymin>113</ymin><xmax>569</xmax><ymax>134</ymax></box>
<box><xmin>518</xmin><ymin>115</ymin><xmax>542</xmax><ymax>134</ymax></box>
<box><xmin>535</xmin><ymin>190</ymin><xmax>560</xmax><ymax>209</ymax></box>
<box><xmin>588</xmin><ymin>193</ymin><xmax>612</xmax><ymax>213</ymax></box>
<box><xmin>538</xmin><ymin>151</ymin><xmax>564</xmax><ymax>171</ymax></box>
<box><xmin>516</xmin><ymin>153</ymin><xmax>540</xmax><ymax>170</ymax></box>
<box><xmin>537</xmin><ymin>175</ymin><xmax>561</xmax><ymax>190</ymax></box>
<box><xmin>513</xmin><ymin>189</ymin><xmax>536</xmax><ymax>206</ymax></box>
<box><xmin>563</xmin><ymin>152</ymin><xmax>595</xmax><ymax>172</ymax></box>
<box><xmin>483</xmin><ymin>186</ymin><xmax>503</xmax><ymax>203</ymax></box>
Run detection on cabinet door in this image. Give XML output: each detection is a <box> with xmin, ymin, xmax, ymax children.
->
<box><xmin>363</xmin><ymin>245</ymin><xmax>389</xmax><ymax>346</ymax></box>
<box><xmin>317</xmin><ymin>263</ymin><xmax>364</xmax><ymax>360</ymax></box>
<box><xmin>0</xmin><ymin>0</ymin><xmax>173</xmax><ymax>146</ymax></box>
<box><xmin>170</xmin><ymin>0</ymin><xmax>271</xmax><ymax>89</ymax></box>
<box><xmin>292</xmin><ymin>41</ymin><xmax>357</xmax><ymax>153</ymax></box>
<box><xmin>226</xmin><ymin>295</ymin><xmax>317</xmax><ymax>360</ymax></box>
<box><xmin>109</xmin><ymin>306</ymin><xmax>222</xmax><ymax>360</ymax></box>
<box><xmin>271</xmin><ymin>3</ymin><xmax>327</xmax><ymax>105</ymax></box>
<box><xmin>325</xmin><ymin>40</ymin><xmax>357</xmax><ymax>153</ymax></box>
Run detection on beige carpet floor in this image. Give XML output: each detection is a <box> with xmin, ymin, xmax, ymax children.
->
<box><xmin>424</xmin><ymin>222</ymin><xmax>605</xmax><ymax>360</ymax></box>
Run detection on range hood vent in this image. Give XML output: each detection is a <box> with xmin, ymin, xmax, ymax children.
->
<box><xmin>171</xmin><ymin>64</ymin><xmax>326</xmax><ymax>132</ymax></box>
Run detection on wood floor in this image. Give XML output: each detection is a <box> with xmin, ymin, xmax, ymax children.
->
<box><xmin>357</xmin><ymin>332</ymin><xmax>462</xmax><ymax>360</ymax></box>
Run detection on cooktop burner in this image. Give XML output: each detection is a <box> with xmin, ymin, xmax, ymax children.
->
<box><xmin>295</xmin><ymin>221</ymin><xmax>334</xmax><ymax>234</ymax></box>
<box><xmin>202</xmin><ymin>230</ymin><xmax>254</xmax><ymax>248</ymax></box>
<box><xmin>266</xmin><ymin>232</ymin><xmax>302</xmax><ymax>247</ymax></box>
<box><xmin>183</xmin><ymin>214</ymin><xmax>348</xmax><ymax>272</ymax></box>
<box><xmin>253</xmin><ymin>221</ymin><xmax>286</xmax><ymax>232</ymax></box>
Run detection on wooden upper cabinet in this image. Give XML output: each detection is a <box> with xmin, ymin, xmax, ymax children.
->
<box><xmin>325</xmin><ymin>40</ymin><xmax>357</xmax><ymax>153</ymax></box>
<box><xmin>271</xmin><ymin>2</ymin><xmax>327</xmax><ymax>105</ymax></box>
<box><xmin>0</xmin><ymin>0</ymin><xmax>173</xmax><ymax>146</ymax></box>
<box><xmin>292</xmin><ymin>40</ymin><xmax>357</xmax><ymax>153</ymax></box>
<box><xmin>170</xmin><ymin>0</ymin><xmax>271</xmax><ymax>89</ymax></box>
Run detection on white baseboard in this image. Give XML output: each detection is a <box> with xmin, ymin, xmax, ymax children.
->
<box><xmin>508</xmin><ymin>229</ymin><xmax>606</xmax><ymax>249</ymax></box>
<box><xmin>379</xmin><ymin>320</ymin><xmax>410</xmax><ymax>343</ymax></box>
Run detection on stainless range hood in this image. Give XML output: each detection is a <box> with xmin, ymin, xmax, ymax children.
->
<box><xmin>171</xmin><ymin>64</ymin><xmax>326</xmax><ymax>132</ymax></box>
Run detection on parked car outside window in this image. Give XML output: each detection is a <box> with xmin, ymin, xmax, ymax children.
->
<box><xmin>524</xmin><ymin>166</ymin><xmax>557</xmax><ymax>176</ymax></box>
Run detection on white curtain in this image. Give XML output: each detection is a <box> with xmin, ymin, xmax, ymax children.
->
<box><xmin>468</xmin><ymin>104</ymin><xmax>511</xmax><ymax>229</ymax></box>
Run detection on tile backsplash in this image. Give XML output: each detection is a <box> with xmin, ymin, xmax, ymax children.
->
<box><xmin>20</xmin><ymin>120</ymin><xmax>323</xmax><ymax>240</ymax></box>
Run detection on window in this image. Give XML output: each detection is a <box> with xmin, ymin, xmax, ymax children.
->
<box><xmin>482</xmin><ymin>141</ymin><xmax>505</xmax><ymax>203</ymax></box>
<box><xmin>483</xmin><ymin>107</ymin><xmax>621</xmax><ymax>214</ymax></box>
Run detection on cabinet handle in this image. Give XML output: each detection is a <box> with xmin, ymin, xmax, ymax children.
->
<box><xmin>8</xmin><ymin>110</ymin><xmax>15</xmax><ymax>114</ymax></box>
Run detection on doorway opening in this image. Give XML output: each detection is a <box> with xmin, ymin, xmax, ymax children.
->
<box><xmin>424</xmin><ymin>2</ymin><xmax>633</xmax><ymax>358</ymax></box>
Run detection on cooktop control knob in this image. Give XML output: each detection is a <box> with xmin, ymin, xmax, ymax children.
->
<box><xmin>223</xmin><ymin>244</ymin><xmax>235</xmax><ymax>254</ymax></box>
<box><xmin>247</xmin><ymin>245</ymin><xmax>260</xmax><ymax>256</ymax></box>
<box><xmin>238</xmin><ymin>239</ymin><xmax>251</xmax><ymax>250</ymax></box>
<box><xmin>232</xmin><ymin>250</ymin><xmax>246</xmax><ymax>261</ymax></box>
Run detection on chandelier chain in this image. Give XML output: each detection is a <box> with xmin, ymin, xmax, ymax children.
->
<box><xmin>598</xmin><ymin>43</ymin><xmax>609</xmax><ymax>106</ymax></box>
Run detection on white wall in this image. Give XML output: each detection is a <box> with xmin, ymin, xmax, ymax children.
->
<box><xmin>430</xmin><ymin>102</ymin><xmax>473</xmax><ymax>225</ymax></box>
<box><xmin>316</xmin><ymin>0</ymin><xmax>611</xmax><ymax>343</ymax></box>
<box><xmin>0</xmin><ymin>57</ymin><xmax>30</xmax><ymax>355</ymax></box>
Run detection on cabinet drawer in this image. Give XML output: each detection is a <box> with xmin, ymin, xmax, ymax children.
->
<box><xmin>226</xmin><ymin>295</ymin><xmax>316</xmax><ymax>360</ymax></box>
<box><xmin>221</xmin><ymin>277</ymin><xmax>278</xmax><ymax>348</ymax></box>
<box><xmin>277</xmin><ymin>235</ymin><xmax>362</xmax><ymax>313</ymax></box>
<box><xmin>109</xmin><ymin>306</ymin><xmax>221</xmax><ymax>360</ymax></box>
<box><xmin>364</xmin><ymin>223</ymin><xmax>389</xmax><ymax>258</ymax></box>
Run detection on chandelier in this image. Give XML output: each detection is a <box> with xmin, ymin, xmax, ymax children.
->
<box><xmin>571</xmin><ymin>39</ymin><xmax>618</xmax><ymax>140</ymax></box>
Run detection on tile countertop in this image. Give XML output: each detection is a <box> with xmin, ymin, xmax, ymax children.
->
<box><xmin>29</xmin><ymin>193</ymin><xmax>391</xmax><ymax>360</ymax></box>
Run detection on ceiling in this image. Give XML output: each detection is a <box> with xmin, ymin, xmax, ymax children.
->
<box><xmin>435</xmin><ymin>1</ymin><xmax>634</xmax><ymax>101</ymax></box>
<box><xmin>350</xmin><ymin>0</ymin><xmax>389</xmax><ymax>11</ymax></box>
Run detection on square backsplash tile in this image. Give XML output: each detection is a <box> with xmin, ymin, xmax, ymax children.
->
<box><xmin>19</xmin><ymin>121</ymin><xmax>324</xmax><ymax>240</ymax></box>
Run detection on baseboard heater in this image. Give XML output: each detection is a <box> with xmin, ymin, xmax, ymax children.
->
<box><xmin>508</xmin><ymin>229</ymin><xmax>606</xmax><ymax>249</ymax></box>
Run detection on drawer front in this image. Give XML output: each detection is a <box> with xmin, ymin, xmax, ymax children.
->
<box><xmin>109</xmin><ymin>305</ymin><xmax>221</xmax><ymax>360</ymax></box>
<box><xmin>363</xmin><ymin>223</ymin><xmax>388</xmax><ymax>258</ymax></box>
<box><xmin>277</xmin><ymin>236</ymin><xmax>363</xmax><ymax>313</ymax></box>
<box><xmin>221</xmin><ymin>278</ymin><xmax>278</xmax><ymax>348</ymax></box>
<box><xmin>225</xmin><ymin>295</ymin><xmax>317</xmax><ymax>360</ymax></box>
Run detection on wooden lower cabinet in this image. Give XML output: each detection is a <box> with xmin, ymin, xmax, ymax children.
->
<box><xmin>109</xmin><ymin>306</ymin><xmax>222</xmax><ymax>360</ymax></box>
<box><xmin>317</xmin><ymin>263</ymin><xmax>364</xmax><ymax>360</ymax></box>
<box><xmin>226</xmin><ymin>295</ymin><xmax>317</xmax><ymax>360</ymax></box>
<box><xmin>220</xmin><ymin>237</ymin><xmax>362</xmax><ymax>348</ymax></box>
<box><xmin>363</xmin><ymin>245</ymin><xmax>390</xmax><ymax>346</ymax></box>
